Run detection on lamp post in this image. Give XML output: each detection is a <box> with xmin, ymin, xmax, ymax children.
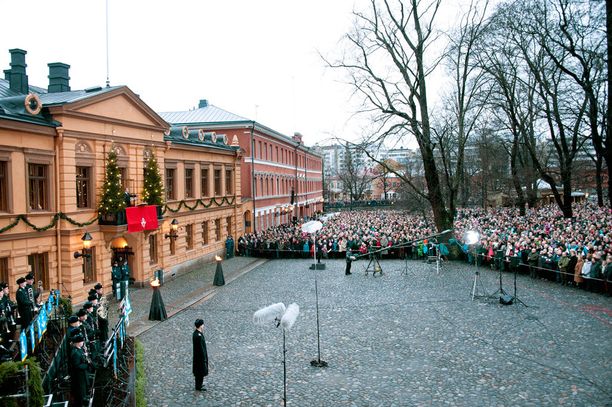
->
<box><xmin>73</xmin><ymin>232</ymin><xmax>93</xmax><ymax>259</ymax></box>
<box><xmin>164</xmin><ymin>219</ymin><xmax>179</xmax><ymax>240</ymax></box>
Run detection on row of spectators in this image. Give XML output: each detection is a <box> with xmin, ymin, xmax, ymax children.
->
<box><xmin>237</xmin><ymin>203</ymin><xmax>612</xmax><ymax>293</ymax></box>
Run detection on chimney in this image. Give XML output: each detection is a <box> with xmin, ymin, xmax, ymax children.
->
<box><xmin>198</xmin><ymin>99</ymin><xmax>208</xmax><ymax>108</ymax></box>
<box><xmin>3</xmin><ymin>69</ymin><xmax>10</xmax><ymax>81</ymax></box>
<box><xmin>47</xmin><ymin>62</ymin><xmax>71</xmax><ymax>93</ymax></box>
<box><xmin>292</xmin><ymin>132</ymin><xmax>303</xmax><ymax>144</ymax></box>
<box><xmin>8</xmin><ymin>48</ymin><xmax>28</xmax><ymax>94</ymax></box>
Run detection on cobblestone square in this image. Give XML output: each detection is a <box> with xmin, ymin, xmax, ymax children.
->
<box><xmin>138</xmin><ymin>258</ymin><xmax>612</xmax><ymax>406</ymax></box>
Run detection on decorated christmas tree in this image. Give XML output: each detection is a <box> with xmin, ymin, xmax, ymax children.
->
<box><xmin>98</xmin><ymin>149</ymin><xmax>126</xmax><ymax>215</ymax></box>
<box><xmin>142</xmin><ymin>152</ymin><xmax>165</xmax><ymax>206</ymax></box>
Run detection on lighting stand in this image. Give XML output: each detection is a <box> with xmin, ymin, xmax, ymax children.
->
<box><xmin>310</xmin><ymin>268</ymin><xmax>327</xmax><ymax>367</ymax></box>
<box><xmin>471</xmin><ymin>253</ymin><xmax>489</xmax><ymax>301</ymax></box>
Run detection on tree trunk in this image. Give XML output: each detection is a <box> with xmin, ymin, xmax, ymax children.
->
<box><xmin>595</xmin><ymin>155</ymin><xmax>604</xmax><ymax>207</ymax></box>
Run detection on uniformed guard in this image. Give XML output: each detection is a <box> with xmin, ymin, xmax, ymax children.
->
<box><xmin>70</xmin><ymin>334</ymin><xmax>92</xmax><ymax>406</ymax></box>
<box><xmin>16</xmin><ymin>277</ymin><xmax>33</xmax><ymax>329</ymax></box>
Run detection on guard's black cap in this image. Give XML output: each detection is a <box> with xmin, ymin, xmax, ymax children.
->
<box><xmin>71</xmin><ymin>334</ymin><xmax>84</xmax><ymax>343</ymax></box>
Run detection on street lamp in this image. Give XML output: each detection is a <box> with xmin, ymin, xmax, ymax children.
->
<box><xmin>164</xmin><ymin>219</ymin><xmax>179</xmax><ymax>240</ymax></box>
<box><xmin>74</xmin><ymin>232</ymin><xmax>93</xmax><ymax>259</ymax></box>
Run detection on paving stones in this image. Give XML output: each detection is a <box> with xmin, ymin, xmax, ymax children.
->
<box><xmin>136</xmin><ymin>258</ymin><xmax>612</xmax><ymax>406</ymax></box>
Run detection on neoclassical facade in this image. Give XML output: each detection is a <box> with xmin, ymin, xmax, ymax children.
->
<box><xmin>0</xmin><ymin>49</ymin><xmax>241</xmax><ymax>303</ymax></box>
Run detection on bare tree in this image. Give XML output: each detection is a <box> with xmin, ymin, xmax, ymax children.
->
<box><xmin>486</xmin><ymin>0</ymin><xmax>592</xmax><ymax>218</ymax></box>
<box><xmin>337</xmin><ymin>142</ymin><xmax>373</xmax><ymax>203</ymax></box>
<box><xmin>326</xmin><ymin>0</ymin><xmax>453</xmax><ymax>232</ymax></box>
<box><xmin>436</xmin><ymin>0</ymin><xmax>491</xmax><ymax>217</ymax></box>
<box><xmin>531</xmin><ymin>0</ymin><xmax>608</xmax><ymax>206</ymax></box>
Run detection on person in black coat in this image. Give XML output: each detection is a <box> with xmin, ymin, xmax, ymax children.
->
<box><xmin>192</xmin><ymin>318</ymin><xmax>209</xmax><ymax>391</ymax></box>
<box><xmin>15</xmin><ymin>277</ymin><xmax>33</xmax><ymax>329</ymax></box>
<box><xmin>70</xmin><ymin>334</ymin><xmax>92</xmax><ymax>406</ymax></box>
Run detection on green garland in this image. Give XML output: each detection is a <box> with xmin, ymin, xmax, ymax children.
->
<box><xmin>0</xmin><ymin>195</ymin><xmax>236</xmax><ymax>234</ymax></box>
<box><xmin>0</xmin><ymin>212</ymin><xmax>99</xmax><ymax>234</ymax></box>
<box><xmin>162</xmin><ymin>196</ymin><xmax>236</xmax><ymax>214</ymax></box>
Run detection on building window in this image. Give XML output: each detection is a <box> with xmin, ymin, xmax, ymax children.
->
<box><xmin>82</xmin><ymin>247</ymin><xmax>96</xmax><ymax>284</ymax></box>
<box><xmin>226</xmin><ymin>216</ymin><xmax>232</xmax><ymax>237</ymax></box>
<box><xmin>0</xmin><ymin>161</ymin><xmax>8</xmax><ymax>212</ymax></box>
<box><xmin>201</xmin><ymin>221</ymin><xmax>209</xmax><ymax>245</ymax></box>
<box><xmin>186</xmin><ymin>224</ymin><xmax>194</xmax><ymax>250</ymax></box>
<box><xmin>28</xmin><ymin>163</ymin><xmax>49</xmax><ymax>211</ymax></box>
<box><xmin>149</xmin><ymin>234</ymin><xmax>158</xmax><ymax>264</ymax></box>
<box><xmin>76</xmin><ymin>166</ymin><xmax>91</xmax><ymax>208</ymax></box>
<box><xmin>166</xmin><ymin>168</ymin><xmax>175</xmax><ymax>200</ymax></box>
<box><xmin>185</xmin><ymin>168</ymin><xmax>194</xmax><ymax>198</ymax></box>
<box><xmin>275</xmin><ymin>146</ymin><xmax>278</xmax><ymax>161</ymax></box>
<box><xmin>258</xmin><ymin>141</ymin><xmax>262</xmax><ymax>159</ymax></box>
<box><xmin>27</xmin><ymin>252</ymin><xmax>49</xmax><ymax>290</ymax></box>
<box><xmin>201</xmin><ymin>168</ymin><xmax>209</xmax><ymax>197</ymax></box>
<box><xmin>119</xmin><ymin>168</ymin><xmax>128</xmax><ymax>191</ymax></box>
<box><xmin>215</xmin><ymin>218</ymin><xmax>221</xmax><ymax>241</ymax></box>
<box><xmin>0</xmin><ymin>257</ymin><xmax>7</xmax><ymax>285</ymax></box>
<box><xmin>225</xmin><ymin>169</ymin><xmax>233</xmax><ymax>195</ymax></box>
<box><xmin>214</xmin><ymin>169</ymin><xmax>222</xmax><ymax>196</ymax></box>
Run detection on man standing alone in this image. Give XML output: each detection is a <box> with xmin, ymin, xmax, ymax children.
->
<box><xmin>193</xmin><ymin>318</ymin><xmax>209</xmax><ymax>391</ymax></box>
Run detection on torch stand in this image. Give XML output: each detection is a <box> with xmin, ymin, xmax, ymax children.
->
<box><xmin>213</xmin><ymin>260</ymin><xmax>225</xmax><ymax>286</ymax></box>
<box><xmin>148</xmin><ymin>286</ymin><xmax>167</xmax><ymax>321</ymax></box>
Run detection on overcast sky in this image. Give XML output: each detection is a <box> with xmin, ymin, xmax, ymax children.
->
<box><xmin>1</xmin><ymin>0</ymin><xmax>479</xmax><ymax>147</ymax></box>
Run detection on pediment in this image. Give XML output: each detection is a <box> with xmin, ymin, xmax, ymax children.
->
<box><xmin>73</xmin><ymin>93</ymin><xmax>160</xmax><ymax>127</ymax></box>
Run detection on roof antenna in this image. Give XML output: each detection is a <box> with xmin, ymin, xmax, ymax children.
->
<box><xmin>105</xmin><ymin>0</ymin><xmax>111</xmax><ymax>87</ymax></box>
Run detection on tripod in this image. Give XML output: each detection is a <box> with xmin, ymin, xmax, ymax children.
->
<box><xmin>489</xmin><ymin>256</ymin><xmax>509</xmax><ymax>299</ymax></box>
<box><xmin>471</xmin><ymin>253</ymin><xmax>489</xmax><ymax>300</ymax></box>
<box><xmin>365</xmin><ymin>253</ymin><xmax>383</xmax><ymax>276</ymax></box>
<box><xmin>511</xmin><ymin>263</ymin><xmax>528</xmax><ymax>307</ymax></box>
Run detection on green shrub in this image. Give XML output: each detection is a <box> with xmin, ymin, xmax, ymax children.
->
<box><xmin>135</xmin><ymin>339</ymin><xmax>147</xmax><ymax>407</ymax></box>
<box><xmin>0</xmin><ymin>358</ymin><xmax>44</xmax><ymax>407</ymax></box>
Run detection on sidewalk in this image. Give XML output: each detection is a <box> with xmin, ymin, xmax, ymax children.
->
<box><xmin>109</xmin><ymin>256</ymin><xmax>267</xmax><ymax>337</ymax></box>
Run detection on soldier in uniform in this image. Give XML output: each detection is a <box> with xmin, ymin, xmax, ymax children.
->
<box><xmin>16</xmin><ymin>277</ymin><xmax>33</xmax><ymax>329</ymax></box>
<box><xmin>93</xmin><ymin>283</ymin><xmax>108</xmax><ymax>341</ymax></box>
<box><xmin>24</xmin><ymin>274</ymin><xmax>39</xmax><ymax>313</ymax></box>
<box><xmin>70</xmin><ymin>334</ymin><xmax>92</xmax><ymax>406</ymax></box>
<box><xmin>77</xmin><ymin>309</ymin><xmax>93</xmax><ymax>355</ymax></box>
<box><xmin>0</xmin><ymin>284</ymin><xmax>11</xmax><ymax>344</ymax></box>
<box><xmin>67</xmin><ymin>315</ymin><xmax>81</xmax><ymax>339</ymax></box>
<box><xmin>82</xmin><ymin>302</ymin><xmax>99</xmax><ymax>360</ymax></box>
<box><xmin>0</xmin><ymin>283</ymin><xmax>17</xmax><ymax>339</ymax></box>
<box><xmin>111</xmin><ymin>261</ymin><xmax>122</xmax><ymax>299</ymax></box>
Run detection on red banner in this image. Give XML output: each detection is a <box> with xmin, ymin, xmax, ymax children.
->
<box><xmin>126</xmin><ymin>206</ymin><xmax>159</xmax><ymax>233</ymax></box>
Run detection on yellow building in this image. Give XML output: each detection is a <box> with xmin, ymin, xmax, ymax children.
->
<box><xmin>0</xmin><ymin>49</ymin><xmax>242</xmax><ymax>303</ymax></box>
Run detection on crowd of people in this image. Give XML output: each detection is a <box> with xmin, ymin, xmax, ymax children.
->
<box><xmin>236</xmin><ymin>203</ymin><xmax>612</xmax><ymax>293</ymax></box>
<box><xmin>237</xmin><ymin>211</ymin><xmax>437</xmax><ymax>260</ymax></box>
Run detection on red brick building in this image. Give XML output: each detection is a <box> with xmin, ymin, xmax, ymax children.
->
<box><xmin>160</xmin><ymin>100</ymin><xmax>323</xmax><ymax>233</ymax></box>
